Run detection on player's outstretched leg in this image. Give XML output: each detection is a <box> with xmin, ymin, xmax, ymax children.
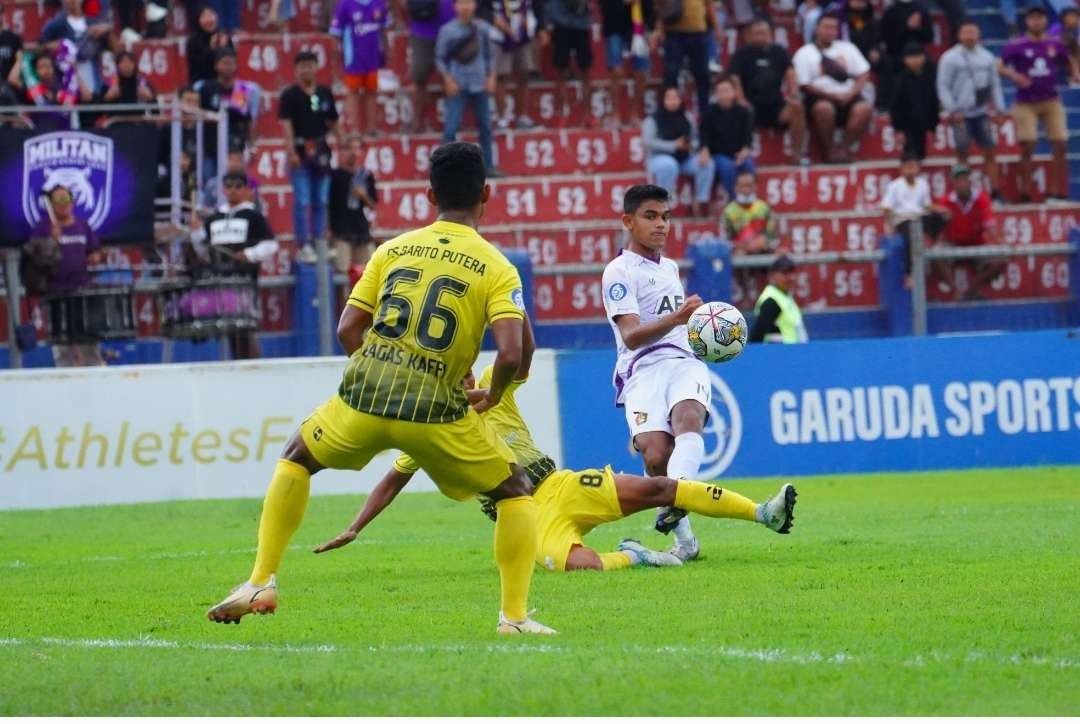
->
<box><xmin>490</xmin><ymin>468</ymin><xmax>556</xmax><ymax>635</ymax></box>
<box><xmin>617</xmin><ymin>539</ymin><xmax>684</xmax><ymax>567</ymax></box>
<box><xmin>208</xmin><ymin>433</ymin><xmax>322</xmax><ymax>624</ymax></box>
<box><xmin>562</xmin><ymin>542</ymin><xmax>681</xmax><ymax>571</ymax></box>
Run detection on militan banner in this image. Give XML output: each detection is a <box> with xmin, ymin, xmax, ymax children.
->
<box><xmin>0</xmin><ymin>125</ymin><xmax>158</xmax><ymax>246</ymax></box>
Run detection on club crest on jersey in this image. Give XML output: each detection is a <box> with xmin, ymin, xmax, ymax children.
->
<box><xmin>23</xmin><ymin>131</ymin><xmax>113</xmax><ymax>231</ymax></box>
<box><xmin>608</xmin><ymin>282</ymin><xmax>628</xmax><ymax>301</ymax></box>
<box><xmin>633</xmin><ymin>411</ymin><xmax>648</xmax><ymax>426</ymax></box>
<box><xmin>511</xmin><ymin>288</ymin><xmax>525</xmax><ymax>311</ymax></box>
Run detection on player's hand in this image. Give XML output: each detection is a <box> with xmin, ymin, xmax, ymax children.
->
<box><xmin>444</xmin><ymin>77</ymin><xmax>460</xmax><ymax>97</ymax></box>
<box><xmin>1016</xmin><ymin>74</ymin><xmax>1033</xmax><ymax>89</ymax></box>
<box><xmin>313</xmin><ymin>529</ymin><xmax>358</xmax><ymax>553</ymax></box>
<box><xmin>470</xmin><ymin>389</ymin><xmax>502</xmax><ymax>414</ymax></box>
<box><xmin>672</xmin><ymin>294</ymin><xmax>704</xmax><ymax>325</ymax></box>
<box><xmin>465</xmin><ymin>387</ymin><xmax>489</xmax><ymax>407</ymax></box>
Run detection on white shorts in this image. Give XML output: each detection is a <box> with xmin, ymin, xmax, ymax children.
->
<box><xmin>622</xmin><ymin>357</ymin><xmax>712</xmax><ymax>438</ymax></box>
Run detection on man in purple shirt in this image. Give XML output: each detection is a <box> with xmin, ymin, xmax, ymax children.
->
<box><xmin>29</xmin><ymin>184</ymin><xmax>105</xmax><ymax>366</ymax></box>
<box><xmin>999</xmin><ymin>3</ymin><xmax>1080</xmax><ymax>202</ymax></box>
<box><xmin>400</xmin><ymin>0</ymin><xmax>456</xmax><ymax>131</ymax></box>
<box><xmin>330</xmin><ymin>0</ymin><xmax>391</xmax><ymax>135</ymax></box>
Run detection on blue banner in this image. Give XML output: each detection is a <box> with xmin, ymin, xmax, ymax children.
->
<box><xmin>555</xmin><ymin>329</ymin><xmax>1080</xmax><ymax>478</ymax></box>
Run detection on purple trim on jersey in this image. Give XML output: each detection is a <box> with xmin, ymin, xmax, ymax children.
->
<box><xmin>613</xmin><ymin>342</ymin><xmax>693</xmax><ymax>406</ymax></box>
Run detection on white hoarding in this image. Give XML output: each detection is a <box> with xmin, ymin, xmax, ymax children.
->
<box><xmin>0</xmin><ymin>351</ymin><xmax>562</xmax><ymax>510</ymax></box>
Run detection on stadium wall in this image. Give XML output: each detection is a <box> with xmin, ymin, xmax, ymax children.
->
<box><xmin>556</xmin><ymin>329</ymin><xmax>1080</xmax><ymax>479</ymax></box>
<box><xmin>0</xmin><ymin>351</ymin><xmax>563</xmax><ymax>510</ymax></box>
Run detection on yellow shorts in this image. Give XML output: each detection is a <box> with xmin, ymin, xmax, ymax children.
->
<box><xmin>301</xmin><ymin>394</ymin><xmax>517</xmax><ymax>501</ymax></box>
<box><xmin>533</xmin><ymin>466</ymin><xmax>624</xmax><ymax>571</ymax></box>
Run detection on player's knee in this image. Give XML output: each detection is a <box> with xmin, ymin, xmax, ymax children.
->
<box><xmin>641</xmin><ymin>443</ymin><xmax>673</xmax><ymax>476</ymax></box>
<box><xmin>564</xmin><ymin>545</ymin><xmax>603</xmax><ymax>571</ymax></box>
<box><xmin>487</xmin><ymin>466</ymin><xmax>533</xmax><ymax>500</ymax></box>
<box><xmin>280</xmin><ymin>431</ymin><xmax>322</xmax><ymax>474</ymax></box>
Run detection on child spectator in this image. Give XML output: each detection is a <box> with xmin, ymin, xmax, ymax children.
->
<box><xmin>699</xmin><ymin>74</ymin><xmax>755</xmax><ymax>199</ymax></box>
<box><xmin>888</xmin><ymin>41</ymin><xmax>939</xmax><ymax>159</ymax></box>
<box><xmin>643</xmin><ymin>85</ymin><xmax>715</xmax><ymax>217</ymax></box>
<box><xmin>600</xmin><ymin>0</ymin><xmax>654</xmax><ymax>127</ymax></box>
<box><xmin>329</xmin><ymin>135</ymin><xmax>379</xmax><ymax>278</ymax></box>
<box><xmin>542</xmin><ymin>0</ymin><xmax>595</xmax><ymax>127</ymax></box>
<box><xmin>490</xmin><ymin>0</ymin><xmax>539</xmax><ymax>129</ymax></box>
<box><xmin>881</xmin><ymin>152</ymin><xmax>948</xmax><ymax>286</ymax></box>
<box><xmin>330</xmin><ymin>0</ymin><xmax>391</xmax><ymax>135</ymax></box>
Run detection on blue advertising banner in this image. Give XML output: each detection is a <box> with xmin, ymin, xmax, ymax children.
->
<box><xmin>0</xmin><ymin>126</ymin><xmax>158</xmax><ymax>245</ymax></box>
<box><xmin>555</xmin><ymin>329</ymin><xmax>1080</xmax><ymax>479</ymax></box>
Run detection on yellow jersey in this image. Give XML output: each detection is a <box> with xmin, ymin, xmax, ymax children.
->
<box><xmin>394</xmin><ymin>364</ymin><xmax>557</xmax><ymax>485</ymax></box>
<box><xmin>340</xmin><ymin>221</ymin><xmax>525</xmax><ymax>423</ymax></box>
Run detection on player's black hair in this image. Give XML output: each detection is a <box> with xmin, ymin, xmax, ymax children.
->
<box><xmin>429</xmin><ymin>142</ymin><xmax>486</xmax><ymax>211</ymax></box>
<box><xmin>735</xmin><ymin>169</ymin><xmax>757</xmax><ymax>183</ymax></box>
<box><xmin>747</xmin><ymin>15</ymin><xmax>771</xmax><ymax>28</ymax></box>
<box><xmin>623</xmin><ymin>184</ymin><xmax>670</xmax><ymax>214</ymax></box>
<box><xmin>956</xmin><ymin>17</ymin><xmax>980</xmax><ymax>31</ymax></box>
<box><xmin>294</xmin><ymin>50</ymin><xmax>318</xmax><ymax>65</ymax></box>
<box><xmin>714</xmin><ymin>71</ymin><xmax>735</xmax><ymax>87</ymax></box>
<box><xmin>222</xmin><ymin>169</ymin><xmax>249</xmax><ymax>186</ymax></box>
<box><xmin>900</xmin><ymin>150</ymin><xmax>922</xmax><ymax>164</ymax></box>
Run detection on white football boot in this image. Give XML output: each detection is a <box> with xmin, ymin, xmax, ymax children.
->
<box><xmin>617</xmin><ymin>538</ymin><xmax>683</xmax><ymax>567</ymax></box>
<box><xmin>758</xmin><ymin>483</ymin><xmax>798</xmax><ymax>534</ymax></box>
<box><xmin>496</xmin><ymin>610</ymin><xmax>558</xmax><ymax>635</ymax></box>
<box><xmin>206</xmin><ymin>576</ymin><xmax>278</xmax><ymax>624</ymax></box>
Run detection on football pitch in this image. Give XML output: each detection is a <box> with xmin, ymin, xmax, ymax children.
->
<box><xmin>2</xmin><ymin>466</ymin><xmax>1078</xmax><ymax>716</ymax></box>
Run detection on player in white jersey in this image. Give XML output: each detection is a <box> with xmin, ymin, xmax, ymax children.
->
<box><xmin>601</xmin><ymin>184</ymin><xmax>712</xmax><ymax>561</ymax></box>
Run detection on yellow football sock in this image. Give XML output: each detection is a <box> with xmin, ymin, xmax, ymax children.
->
<box><xmin>493</xmin><ymin>496</ymin><xmax>539</xmax><ymax>621</ymax></box>
<box><xmin>599</xmin><ymin>551</ymin><xmax>634</xmax><ymax>570</ymax></box>
<box><xmin>249</xmin><ymin>459</ymin><xmax>311</xmax><ymax>586</ymax></box>
<box><xmin>674</xmin><ymin>480</ymin><xmax>758</xmax><ymax>522</ymax></box>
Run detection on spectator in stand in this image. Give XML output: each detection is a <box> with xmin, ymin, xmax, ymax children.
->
<box><xmin>888</xmin><ymin>41</ymin><xmax>938</xmax><ymax>159</ymax></box>
<box><xmin>729</xmin><ymin>16</ymin><xmax>808</xmax><ymax>164</ymax></box>
<box><xmin>877</xmin><ymin>0</ymin><xmax>933</xmax><ymax>110</ymax></box>
<box><xmin>1002</xmin><ymin>0</ymin><xmax>1080</xmax><ymax>37</ymax></box>
<box><xmin>157</xmin><ymin>85</ymin><xmax>200</xmax><ymax>177</ymax></box>
<box><xmin>99</xmin><ymin>50</ymin><xmax>156</xmax><ymax>117</ymax></box>
<box><xmin>654</xmin><ymin>0</ymin><xmax>722</xmax><ymax>115</ymax></box>
<box><xmin>205</xmin><ymin>0</ymin><xmax>240</xmax><ymax>32</ymax></box>
<box><xmin>26</xmin><ymin>184</ymin><xmax>106</xmax><ymax>366</ymax></box>
<box><xmin>881</xmin><ymin>152</ymin><xmax>949</xmax><ymax>286</ymax></box>
<box><xmin>0</xmin><ymin>13</ymin><xmax>23</xmax><ymax>103</ymax></box>
<box><xmin>749</xmin><ymin>255</ymin><xmax>807</xmax><ymax>344</ymax></box>
<box><xmin>792</xmin><ymin>13</ymin><xmax>872</xmax><ymax>163</ymax></box>
<box><xmin>114</xmin><ymin>0</ymin><xmax>146</xmax><ymax>42</ymax></box>
<box><xmin>329</xmin><ymin>135</ymin><xmax>379</xmax><ymax>284</ymax></box>
<box><xmin>402</xmin><ymin>0</ymin><xmax>456</xmax><ymax>133</ymax></box>
<box><xmin>186</xmin><ymin>6</ymin><xmax>233</xmax><ymax>85</ymax></box>
<box><xmin>40</xmin><ymin>0</ymin><xmax>113</xmax><ymax>95</ymax></box>
<box><xmin>202</xmin><ymin>146</ymin><xmax>264</xmax><ymax>210</ymax></box>
<box><xmin>542</xmin><ymin>0</ymin><xmax>595</xmax><ymax>127</ymax></box>
<box><xmin>490</xmin><ymin>0</ymin><xmax>539</xmax><ymax>129</ymax></box>
<box><xmin>436</xmin><ymin>0</ymin><xmax>501</xmax><ymax>175</ymax></box>
<box><xmin>700</xmin><ymin>74</ymin><xmax>754</xmax><ymax>200</ymax></box>
<box><xmin>723</xmin><ymin>171</ymin><xmax>777</xmax><ymax>254</ymax></box>
<box><xmin>999</xmin><ymin>3</ymin><xmax>1080</xmax><ymax>203</ymax></box>
<box><xmin>7</xmin><ymin>46</ymin><xmax>94</xmax><ymax>129</ymax></box>
<box><xmin>188</xmin><ymin>169</ymin><xmax>277</xmax><ymax>360</ymax></box>
<box><xmin>643</xmin><ymin>85</ymin><xmax>715</xmax><ymax>217</ymax></box>
<box><xmin>796</xmin><ymin>0</ymin><xmax>824</xmax><ymax>44</ymax></box>
<box><xmin>830</xmin><ymin>0</ymin><xmax>880</xmax><ymax>67</ymax></box>
<box><xmin>269</xmin><ymin>0</ymin><xmax>299</xmax><ymax>29</ymax></box>
<box><xmin>279</xmin><ymin>50</ymin><xmax>342</xmax><ymax>263</ymax></box>
<box><xmin>198</xmin><ymin>47</ymin><xmax>261</xmax><ymax>186</ymax></box>
<box><xmin>600</xmin><ymin>0</ymin><xmax>654</xmax><ymax>127</ymax></box>
<box><xmin>1051</xmin><ymin>6</ymin><xmax>1080</xmax><ymax>66</ymax></box>
<box><xmin>937</xmin><ymin>20</ymin><xmax>1005</xmax><ymax>201</ymax></box>
<box><xmin>330</xmin><ymin>0</ymin><xmax>390</xmax><ymax>136</ymax></box>
<box><xmin>925</xmin><ymin>164</ymin><xmax>1003</xmax><ymax>300</ymax></box>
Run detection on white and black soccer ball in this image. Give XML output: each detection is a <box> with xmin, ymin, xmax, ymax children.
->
<box><xmin>687</xmin><ymin>301</ymin><xmax>747</xmax><ymax>363</ymax></box>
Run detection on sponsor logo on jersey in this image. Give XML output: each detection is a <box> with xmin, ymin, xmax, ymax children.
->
<box><xmin>607</xmin><ymin>282</ymin><xmax>628</xmax><ymax>301</ymax></box>
<box><xmin>633</xmin><ymin>411</ymin><xmax>648</xmax><ymax>426</ymax></box>
<box><xmin>699</xmin><ymin>371</ymin><xmax>742</xmax><ymax>479</ymax></box>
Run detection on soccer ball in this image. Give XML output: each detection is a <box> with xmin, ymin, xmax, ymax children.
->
<box><xmin>687</xmin><ymin>301</ymin><xmax>747</xmax><ymax>363</ymax></box>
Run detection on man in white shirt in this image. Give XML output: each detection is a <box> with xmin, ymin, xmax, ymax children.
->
<box><xmin>880</xmin><ymin>152</ymin><xmax>948</xmax><ymax>287</ymax></box>
<box><xmin>600</xmin><ymin>184</ymin><xmax>712</xmax><ymax>561</ymax></box>
<box><xmin>792</xmin><ymin>13</ymin><xmax>873</xmax><ymax>163</ymax></box>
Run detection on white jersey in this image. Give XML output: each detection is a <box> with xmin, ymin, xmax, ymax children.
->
<box><xmin>602</xmin><ymin>249</ymin><xmax>696</xmax><ymax>405</ymax></box>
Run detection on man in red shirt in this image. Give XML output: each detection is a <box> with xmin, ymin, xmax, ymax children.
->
<box><xmin>928</xmin><ymin>164</ymin><xmax>1003</xmax><ymax>300</ymax></box>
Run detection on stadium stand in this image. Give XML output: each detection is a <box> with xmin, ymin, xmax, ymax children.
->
<box><xmin>0</xmin><ymin>0</ymin><xmax>1078</xmax><ymax>366</ymax></box>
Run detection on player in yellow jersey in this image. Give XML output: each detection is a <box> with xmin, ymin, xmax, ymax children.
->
<box><xmin>312</xmin><ymin>317</ymin><xmax>798</xmax><ymax>572</ymax></box>
<box><xmin>207</xmin><ymin>143</ymin><xmax>555</xmax><ymax>634</ymax></box>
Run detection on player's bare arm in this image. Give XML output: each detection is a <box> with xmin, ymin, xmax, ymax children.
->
<box><xmin>612</xmin><ymin>294</ymin><xmax>703</xmax><ymax>350</ymax></box>
<box><xmin>473</xmin><ymin>317</ymin><xmax>524</xmax><ymax>413</ymax></box>
<box><xmin>517</xmin><ymin>314</ymin><xmax>536</xmax><ymax>381</ymax></box>
<box><xmin>313</xmin><ymin>468</ymin><xmax>414</xmax><ymax>553</ymax></box>
<box><xmin>336</xmin><ymin>304</ymin><xmax>374</xmax><ymax>356</ymax></box>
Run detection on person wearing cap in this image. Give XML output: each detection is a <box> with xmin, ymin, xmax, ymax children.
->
<box><xmin>749</xmin><ymin>256</ymin><xmax>807</xmax><ymax>344</ymax></box>
<box><xmin>925</xmin><ymin>163</ymin><xmax>1004</xmax><ymax>300</ymax></box>
<box><xmin>188</xmin><ymin>169</ymin><xmax>278</xmax><ymax>359</ymax></box>
<box><xmin>999</xmin><ymin>3</ymin><xmax>1080</xmax><ymax>203</ymax></box>
<box><xmin>888</xmin><ymin>40</ymin><xmax>939</xmax><ymax>159</ymax></box>
<box><xmin>197</xmin><ymin>46</ymin><xmax>262</xmax><ymax>197</ymax></box>
<box><xmin>937</xmin><ymin>19</ymin><xmax>1005</xmax><ymax>200</ymax></box>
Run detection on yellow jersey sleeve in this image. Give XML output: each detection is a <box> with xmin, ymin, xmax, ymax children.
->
<box><xmin>346</xmin><ymin>244</ymin><xmax>387</xmax><ymax>312</ymax></box>
<box><xmin>477</xmin><ymin>364</ymin><xmax>526</xmax><ymax>398</ymax></box>
<box><xmin>393</xmin><ymin>452</ymin><xmax>421</xmax><ymax>475</ymax></box>
<box><xmin>485</xmin><ymin>260</ymin><xmax>526</xmax><ymax>324</ymax></box>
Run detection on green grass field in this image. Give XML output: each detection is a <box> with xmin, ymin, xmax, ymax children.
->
<box><xmin>2</xmin><ymin>466</ymin><xmax>1078</xmax><ymax>715</ymax></box>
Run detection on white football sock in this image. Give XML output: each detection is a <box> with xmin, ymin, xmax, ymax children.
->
<box><xmin>667</xmin><ymin>432</ymin><xmax>705</xmax><ymax>546</ymax></box>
